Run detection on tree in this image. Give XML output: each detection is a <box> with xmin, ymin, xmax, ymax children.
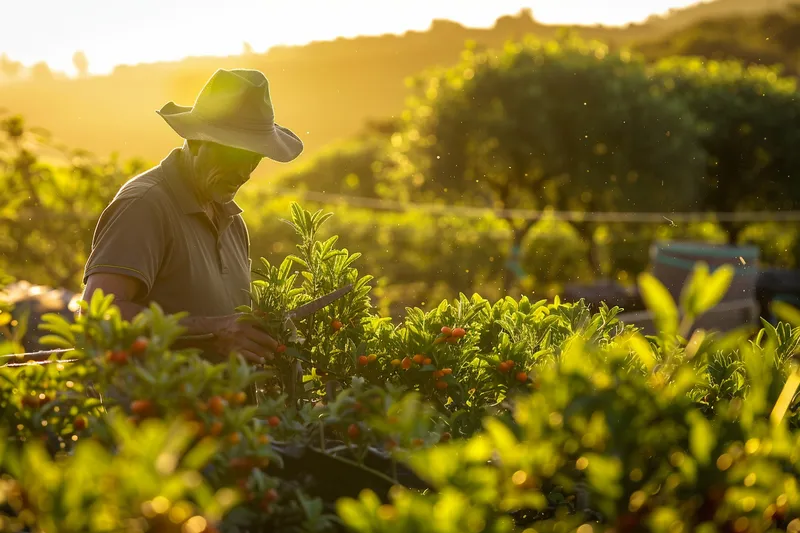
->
<box><xmin>650</xmin><ymin>57</ymin><xmax>800</xmax><ymax>242</ymax></box>
<box><xmin>0</xmin><ymin>54</ymin><xmax>22</xmax><ymax>79</ymax></box>
<box><xmin>0</xmin><ymin>114</ymin><xmax>140</xmax><ymax>291</ymax></box>
<box><xmin>72</xmin><ymin>50</ymin><xmax>89</xmax><ymax>78</ymax></box>
<box><xmin>386</xmin><ymin>36</ymin><xmax>708</xmax><ymax>288</ymax></box>
<box><xmin>30</xmin><ymin>62</ymin><xmax>54</xmax><ymax>82</ymax></box>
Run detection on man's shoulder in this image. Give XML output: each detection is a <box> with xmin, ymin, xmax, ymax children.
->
<box><xmin>114</xmin><ymin>164</ymin><xmax>171</xmax><ymax>205</ymax></box>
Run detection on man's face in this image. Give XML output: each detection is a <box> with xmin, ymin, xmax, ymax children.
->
<box><xmin>191</xmin><ymin>141</ymin><xmax>262</xmax><ymax>204</ymax></box>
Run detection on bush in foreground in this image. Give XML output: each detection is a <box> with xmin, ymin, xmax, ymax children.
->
<box><xmin>1</xmin><ymin>204</ymin><xmax>799</xmax><ymax>533</ymax></box>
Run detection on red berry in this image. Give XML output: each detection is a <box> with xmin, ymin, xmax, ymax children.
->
<box><xmin>441</xmin><ymin>326</ymin><xmax>452</xmax><ymax>335</ymax></box>
<box><xmin>107</xmin><ymin>350</ymin><xmax>129</xmax><ymax>364</ymax></box>
<box><xmin>275</xmin><ymin>344</ymin><xmax>287</xmax><ymax>354</ymax></box>
<box><xmin>347</xmin><ymin>423</ymin><xmax>360</xmax><ymax>439</ymax></box>
<box><xmin>516</xmin><ymin>372</ymin><xmax>528</xmax><ymax>383</ymax></box>
<box><xmin>332</xmin><ymin>319</ymin><xmax>343</xmax><ymax>331</ymax></box>
<box><xmin>268</xmin><ymin>416</ymin><xmax>280</xmax><ymax>427</ymax></box>
<box><xmin>130</xmin><ymin>399</ymin><xmax>155</xmax><ymax>417</ymax></box>
<box><xmin>74</xmin><ymin>415</ymin><xmax>88</xmax><ymax>431</ymax></box>
<box><xmin>358</xmin><ymin>355</ymin><xmax>369</xmax><ymax>366</ymax></box>
<box><xmin>130</xmin><ymin>336</ymin><xmax>149</xmax><ymax>353</ymax></box>
<box><xmin>208</xmin><ymin>396</ymin><xmax>226</xmax><ymax>416</ymax></box>
<box><xmin>451</xmin><ymin>327</ymin><xmax>466</xmax><ymax>338</ymax></box>
<box><xmin>263</xmin><ymin>488</ymin><xmax>278</xmax><ymax>503</ymax></box>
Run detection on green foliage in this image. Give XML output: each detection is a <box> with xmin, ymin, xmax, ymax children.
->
<box><xmin>3</xmin><ymin>204</ymin><xmax>800</xmax><ymax>533</ymax></box>
<box><xmin>649</xmin><ymin>57</ymin><xmax>800</xmax><ymax>236</ymax></box>
<box><xmin>0</xmin><ymin>113</ymin><xmax>144</xmax><ymax>291</ymax></box>
<box><xmin>636</xmin><ymin>6</ymin><xmax>800</xmax><ymax>76</ymax></box>
<box><xmin>388</xmin><ymin>35</ymin><xmax>708</xmax><ymax>216</ymax></box>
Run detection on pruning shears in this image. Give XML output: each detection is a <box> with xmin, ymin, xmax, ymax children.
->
<box><xmin>281</xmin><ymin>283</ymin><xmax>354</xmax><ymax>347</ymax></box>
<box><xmin>255</xmin><ymin>284</ymin><xmax>354</xmax><ymax>405</ymax></box>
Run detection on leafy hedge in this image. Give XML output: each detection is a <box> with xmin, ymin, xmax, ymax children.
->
<box><xmin>1</xmin><ymin>204</ymin><xmax>799</xmax><ymax>533</ymax></box>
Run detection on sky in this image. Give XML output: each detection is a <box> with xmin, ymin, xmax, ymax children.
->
<box><xmin>2</xmin><ymin>0</ymin><xmax>706</xmax><ymax>76</ymax></box>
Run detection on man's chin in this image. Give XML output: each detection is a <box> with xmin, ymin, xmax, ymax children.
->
<box><xmin>212</xmin><ymin>191</ymin><xmax>238</xmax><ymax>204</ymax></box>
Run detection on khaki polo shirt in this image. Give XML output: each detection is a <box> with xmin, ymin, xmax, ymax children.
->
<box><xmin>83</xmin><ymin>148</ymin><xmax>252</xmax><ymax>317</ymax></box>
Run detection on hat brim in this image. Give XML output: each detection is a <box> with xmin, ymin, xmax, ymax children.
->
<box><xmin>156</xmin><ymin>102</ymin><xmax>304</xmax><ymax>163</ymax></box>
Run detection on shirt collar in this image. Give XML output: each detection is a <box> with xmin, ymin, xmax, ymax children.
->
<box><xmin>160</xmin><ymin>147</ymin><xmax>243</xmax><ymax>218</ymax></box>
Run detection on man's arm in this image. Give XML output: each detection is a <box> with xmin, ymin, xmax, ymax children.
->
<box><xmin>81</xmin><ymin>272</ymin><xmax>215</xmax><ymax>345</ymax></box>
<box><xmin>81</xmin><ymin>272</ymin><xmax>277</xmax><ymax>362</ymax></box>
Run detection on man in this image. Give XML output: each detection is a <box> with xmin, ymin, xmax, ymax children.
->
<box><xmin>81</xmin><ymin>68</ymin><xmax>304</xmax><ymax>364</ymax></box>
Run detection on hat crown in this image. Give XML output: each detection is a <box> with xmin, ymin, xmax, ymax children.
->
<box><xmin>192</xmin><ymin>69</ymin><xmax>275</xmax><ymax>127</ymax></box>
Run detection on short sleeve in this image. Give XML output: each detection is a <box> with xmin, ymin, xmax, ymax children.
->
<box><xmin>83</xmin><ymin>195</ymin><xmax>168</xmax><ymax>295</ymax></box>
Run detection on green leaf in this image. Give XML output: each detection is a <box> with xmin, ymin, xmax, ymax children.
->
<box><xmin>36</xmin><ymin>334</ymin><xmax>74</xmax><ymax>349</ymax></box>
<box><xmin>771</xmin><ymin>301</ymin><xmax>800</xmax><ymax>327</ymax></box>
<box><xmin>181</xmin><ymin>437</ymin><xmax>220</xmax><ymax>471</ymax></box>
<box><xmin>693</xmin><ymin>264</ymin><xmax>734</xmax><ymax>316</ymax></box>
<box><xmin>688</xmin><ymin>410</ymin><xmax>716</xmax><ymax>465</ymax></box>
<box><xmin>483</xmin><ymin>417</ymin><xmax>517</xmax><ymax>454</ymax></box>
<box><xmin>638</xmin><ymin>272</ymin><xmax>678</xmax><ymax>335</ymax></box>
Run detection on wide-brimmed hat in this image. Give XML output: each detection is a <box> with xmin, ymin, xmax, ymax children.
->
<box><xmin>156</xmin><ymin>68</ymin><xmax>303</xmax><ymax>163</ymax></box>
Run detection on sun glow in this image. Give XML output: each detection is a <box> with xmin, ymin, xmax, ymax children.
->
<box><xmin>3</xmin><ymin>0</ymin><xmax>704</xmax><ymax>76</ymax></box>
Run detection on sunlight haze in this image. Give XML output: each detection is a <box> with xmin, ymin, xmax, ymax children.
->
<box><xmin>4</xmin><ymin>0</ymin><xmax>705</xmax><ymax>76</ymax></box>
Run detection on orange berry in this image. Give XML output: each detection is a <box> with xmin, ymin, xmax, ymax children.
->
<box><xmin>130</xmin><ymin>399</ymin><xmax>155</xmax><ymax>417</ymax></box>
<box><xmin>441</xmin><ymin>326</ymin><xmax>452</xmax><ymax>335</ymax></box>
<box><xmin>130</xmin><ymin>336</ymin><xmax>149</xmax><ymax>354</ymax></box>
<box><xmin>229</xmin><ymin>432</ymin><xmax>242</xmax><ymax>445</ymax></box>
<box><xmin>263</xmin><ymin>488</ymin><xmax>279</xmax><ymax>504</ymax></box>
<box><xmin>435</xmin><ymin>380</ymin><xmax>448</xmax><ymax>390</ymax></box>
<box><xmin>228</xmin><ymin>457</ymin><xmax>251</xmax><ymax>470</ymax></box>
<box><xmin>107</xmin><ymin>350</ymin><xmax>129</xmax><ymax>364</ymax></box>
<box><xmin>506</xmin><ymin>360</ymin><xmax>515</xmax><ymax>368</ymax></box>
<box><xmin>442</xmin><ymin>368</ymin><xmax>453</xmax><ymax>375</ymax></box>
<box><xmin>74</xmin><ymin>415</ymin><xmax>88</xmax><ymax>431</ymax></box>
<box><xmin>412</xmin><ymin>354</ymin><xmax>424</xmax><ymax>364</ymax></box>
<box><xmin>233</xmin><ymin>391</ymin><xmax>248</xmax><ymax>405</ymax></box>
<box><xmin>209</xmin><ymin>421</ymin><xmax>224</xmax><ymax>436</ymax></box>
<box><xmin>433</xmin><ymin>370</ymin><xmax>445</xmax><ymax>379</ymax></box>
<box><xmin>446</xmin><ymin>336</ymin><xmax>459</xmax><ymax>344</ymax></box>
<box><xmin>401</xmin><ymin>357</ymin><xmax>412</xmax><ymax>370</ymax></box>
<box><xmin>434</xmin><ymin>337</ymin><xmax>446</xmax><ymax>344</ymax></box>
<box><xmin>498</xmin><ymin>361</ymin><xmax>510</xmax><ymax>373</ymax></box>
<box><xmin>367</xmin><ymin>353</ymin><xmax>377</xmax><ymax>363</ymax></box>
<box><xmin>275</xmin><ymin>344</ymin><xmax>287</xmax><ymax>354</ymax></box>
<box><xmin>208</xmin><ymin>396</ymin><xmax>226</xmax><ymax>416</ymax></box>
<box><xmin>423</xmin><ymin>357</ymin><xmax>432</xmax><ymax>365</ymax></box>
<box><xmin>451</xmin><ymin>327</ymin><xmax>466</xmax><ymax>338</ymax></box>
<box><xmin>391</xmin><ymin>359</ymin><xmax>401</xmax><ymax>367</ymax></box>
<box><xmin>268</xmin><ymin>415</ymin><xmax>280</xmax><ymax>427</ymax></box>
<box><xmin>347</xmin><ymin>423</ymin><xmax>360</xmax><ymax>439</ymax></box>
<box><xmin>358</xmin><ymin>355</ymin><xmax>369</xmax><ymax>366</ymax></box>
<box><xmin>258</xmin><ymin>434</ymin><xmax>270</xmax><ymax>445</ymax></box>
<box><xmin>516</xmin><ymin>371</ymin><xmax>528</xmax><ymax>383</ymax></box>
<box><xmin>332</xmin><ymin>319</ymin><xmax>343</xmax><ymax>331</ymax></box>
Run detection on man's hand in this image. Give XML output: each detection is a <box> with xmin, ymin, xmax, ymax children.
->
<box><xmin>208</xmin><ymin>313</ymin><xmax>280</xmax><ymax>365</ymax></box>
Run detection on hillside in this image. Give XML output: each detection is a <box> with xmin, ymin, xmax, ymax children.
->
<box><xmin>0</xmin><ymin>0</ymin><xmax>793</xmax><ymax>179</ymax></box>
